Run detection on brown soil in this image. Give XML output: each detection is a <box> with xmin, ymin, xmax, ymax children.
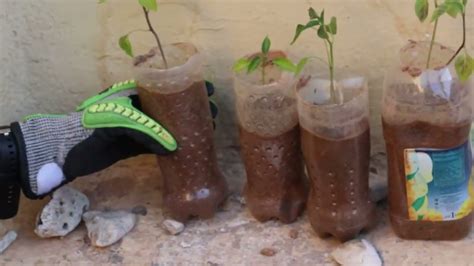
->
<box><xmin>382</xmin><ymin>119</ymin><xmax>472</xmax><ymax>240</ymax></box>
<box><xmin>301</xmin><ymin>123</ymin><xmax>375</xmax><ymax>241</ymax></box>
<box><xmin>239</xmin><ymin>125</ymin><xmax>307</xmax><ymax>224</ymax></box>
<box><xmin>138</xmin><ymin>81</ymin><xmax>228</xmax><ymax>222</ymax></box>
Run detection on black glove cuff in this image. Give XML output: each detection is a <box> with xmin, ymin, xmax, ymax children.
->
<box><xmin>0</xmin><ymin>130</ymin><xmax>21</xmax><ymax>219</ymax></box>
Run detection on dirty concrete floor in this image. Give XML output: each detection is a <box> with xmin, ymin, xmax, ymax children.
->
<box><xmin>1</xmin><ymin>148</ymin><xmax>473</xmax><ymax>265</ymax></box>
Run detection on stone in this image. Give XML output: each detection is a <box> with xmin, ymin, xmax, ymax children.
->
<box><xmin>289</xmin><ymin>229</ymin><xmax>299</xmax><ymax>239</ymax></box>
<box><xmin>0</xmin><ymin>231</ymin><xmax>17</xmax><ymax>254</ymax></box>
<box><xmin>260</xmin><ymin>248</ymin><xmax>277</xmax><ymax>257</ymax></box>
<box><xmin>162</xmin><ymin>219</ymin><xmax>184</xmax><ymax>235</ymax></box>
<box><xmin>82</xmin><ymin>210</ymin><xmax>137</xmax><ymax>247</ymax></box>
<box><xmin>35</xmin><ymin>186</ymin><xmax>89</xmax><ymax>238</ymax></box>
<box><xmin>330</xmin><ymin>239</ymin><xmax>382</xmax><ymax>266</ymax></box>
<box><xmin>369</xmin><ymin>152</ymin><xmax>388</xmax><ymax>202</ymax></box>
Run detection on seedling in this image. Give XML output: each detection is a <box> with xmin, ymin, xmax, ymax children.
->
<box><xmin>291</xmin><ymin>8</ymin><xmax>339</xmax><ymax>103</ymax></box>
<box><xmin>99</xmin><ymin>0</ymin><xmax>168</xmax><ymax>68</ymax></box>
<box><xmin>415</xmin><ymin>0</ymin><xmax>473</xmax><ymax>81</ymax></box>
<box><xmin>233</xmin><ymin>36</ymin><xmax>308</xmax><ymax>85</ymax></box>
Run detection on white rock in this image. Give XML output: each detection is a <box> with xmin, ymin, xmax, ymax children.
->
<box><xmin>0</xmin><ymin>231</ymin><xmax>17</xmax><ymax>254</ymax></box>
<box><xmin>331</xmin><ymin>239</ymin><xmax>383</xmax><ymax>266</ymax></box>
<box><xmin>35</xmin><ymin>186</ymin><xmax>89</xmax><ymax>238</ymax></box>
<box><xmin>369</xmin><ymin>152</ymin><xmax>388</xmax><ymax>202</ymax></box>
<box><xmin>83</xmin><ymin>210</ymin><xmax>137</xmax><ymax>247</ymax></box>
<box><xmin>162</xmin><ymin>219</ymin><xmax>184</xmax><ymax>235</ymax></box>
<box><xmin>180</xmin><ymin>241</ymin><xmax>192</xmax><ymax>248</ymax></box>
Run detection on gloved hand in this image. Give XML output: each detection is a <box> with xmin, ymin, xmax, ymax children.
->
<box><xmin>0</xmin><ymin>80</ymin><xmax>218</xmax><ymax>219</ymax></box>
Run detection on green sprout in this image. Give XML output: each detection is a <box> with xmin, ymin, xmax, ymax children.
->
<box><xmin>100</xmin><ymin>0</ymin><xmax>168</xmax><ymax>68</ymax></box>
<box><xmin>415</xmin><ymin>0</ymin><xmax>473</xmax><ymax>81</ymax></box>
<box><xmin>291</xmin><ymin>8</ymin><xmax>338</xmax><ymax>103</ymax></box>
<box><xmin>233</xmin><ymin>36</ymin><xmax>308</xmax><ymax>85</ymax></box>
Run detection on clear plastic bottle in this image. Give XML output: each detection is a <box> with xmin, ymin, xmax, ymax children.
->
<box><xmin>382</xmin><ymin>41</ymin><xmax>473</xmax><ymax>240</ymax></box>
<box><xmin>135</xmin><ymin>43</ymin><xmax>228</xmax><ymax>222</ymax></box>
<box><xmin>234</xmin><ymin>51</ymin><xmax>307</xmax><ymax>223</ymax></box>
<box><xmin>296</xmin><ymin>72</ymin><xmax>375</xmax><ymax>241</ymax></box>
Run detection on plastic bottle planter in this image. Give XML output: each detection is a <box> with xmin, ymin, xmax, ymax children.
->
<box><xmin>234</xmin><ymin>52</ymin><xmax>307</xmax><ymax>223</ymax></box>
<box><xmin>135</xmin><ymin>43</ymin><xmax>228</xmax><ymax>222</ymax></box>
<box><xmin>382</xmin><ymin>41</ymin><xmax>473</xmax><ymax>240</ymax></box>
<box><xmin>296</xmin><ymin>75</ymin><xmax>375</xmax><ymax>241</ymax></box>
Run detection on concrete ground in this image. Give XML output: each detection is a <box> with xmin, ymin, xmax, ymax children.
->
<box><xmin>0</xmin><ymin>148</ymin><xmax>473</xmax><ymax>265</ymax></box>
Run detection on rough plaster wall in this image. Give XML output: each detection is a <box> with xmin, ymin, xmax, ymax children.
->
<box><xmin>1</xmin><ymin>0</ymin><xmax>473</xmax><ymax>151</ymax></box>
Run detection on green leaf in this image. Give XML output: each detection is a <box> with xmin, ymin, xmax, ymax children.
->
<box><xmin>412</xmin><ymin>196</ymin><xmax>426</xmax><ymax>211</ymax></box>
<box><xmin>320</xmin><ymin>10</ymin><xmax>325</xmax><ymax>24</ymax></box>
<box><xmin>415</xmin><ymin>0</ymin><xmax>430</xmax><ymax>22</ymax></box>
<box><xmin>463</xmin><ymin>0</ymin><xmax>468</xmax><ymax>5</ymax></box>
<box><xmin>138</xmin><ymin>0</ymin><xmax>157</xmax><ymax>11</ymax></box>
<box><xmin>407</xmin><ymin>171</ymin><xmax>418</xmax><ymax>181</ymax></box>
<box><xmin>417</xmin><ymin>215</ymin><xmax>424</xmax><ymax>220</ymax></box>
<box><xmin>272</xmin><ymin>57</ymin><xmax>297</xmax><ymax>73</ymax></box>
<box><xmin>328</xmin><ymin>17</ymin><xmax>337</xmax><ymax>34</ymax></box>
<box><xmin>247</xmin><ymin>56</ymin><xmax>262</xmax><ymax>73</ymax></box>
<box><xmin>455</xmin><ymin>54</ymin><xmax>474</xmax><ymax>81</ymax></box>
<box><xmin>233</xmin><ymin>58</ymin><xmax>251</xmax><ymax>72</ymax></box>
<box><xmin>291</xmin><ymin>24</ymin><xmax>305</xmax><ymax>44</ymax></box>
<box><xmin>308</xmin><ymin>7</ymin><xmax>318</xmax><ymax>19</ymax></box>
<box><xmin>317</xmin><ymin>25</ymin><xmax>329</xmax><ymax>39</ymax></box>
<box><xmin>291</xmin><ymin>20</ymin><xmax>320</xmax><ymax>44</ymax></box>
<box><xmin>445</xmin><ymin>1</ymin><xmax>464</xmax><ymax>17</ymax></box>
<box><xmin>119</xmin><ymin>35</ymin><xmax>133</xmax><ymax>57</ymax></box>
<box><xmin>262</xmin><ymin>36</ymin><xmax>271</xmax><ymax>54</ymax></box>
<box><xmin>98</xmin><ymin>0</ymin><xmax>107</xmax><ymax>3</ymax></box>
<box><xmin>431</xmin><ymin>4</ymin><xmax>447</xmax><ymax>21</ymax></box>
<box><xmin>296</xmin><ymin>57</ymin><xmax>309</xmax><ymax>75</ymax></box>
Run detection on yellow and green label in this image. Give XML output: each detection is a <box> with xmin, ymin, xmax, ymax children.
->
<box><xmin>404</xmin><ymin>142</ymin><xmax>473</xmax><ymax>221</ymax></box>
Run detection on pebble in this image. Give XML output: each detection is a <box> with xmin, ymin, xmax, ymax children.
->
<box><xmin>82</xmin><ymin>210</ymin><xmax>137</xmax><ymax>247</ymax></box>
<box><xmin>0</xmin><ymin>231</ymin><xmax>17</xmax><ymax>254</ymax></box>
<box><xmin>330</xmin><ymin>239</ymin><xmax>382</xmax><ymax>266</ymax></box>
<box><xmin>260</xmin><ymin>248</ymin><xmax>277</xmax><ymax>257</ymax></box>
<box><xmin>289</xmin><ymin>229</ymin><xmax>299</xmax><ymax>239</ymax></box>
<box><xmin>35</xmin><ymin>186</ymin><xmax>89</xmax><ymax>238</ymax></box>
<box><xmin>180</xmin><ymin>241</ymin><xmax>192</xmax><ymax>248</ymax></box>
<box><xmin>162</xmin><ymin>219</ymin><xmax>184</xmax><ymax>235</ymax></box>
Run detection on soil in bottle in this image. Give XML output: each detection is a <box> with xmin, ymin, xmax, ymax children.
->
<box><xmin>239</xmin><ymin>125</ymin><xmax>307</xmax><ymax>223</ymax></box>
<box><xmin>138</xmin><ymin>80</ymin><xmax>228</xmax><ymax>222</ymax></box>
<box><xmin>301</xmin><ymin>120</ymin><xmax>376</xmax><ymax>241</ymax></box>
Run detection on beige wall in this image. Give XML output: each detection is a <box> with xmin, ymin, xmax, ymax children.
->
<box><xmin>1</xmin><ymin>0</ymin><xmax>473</xmax><ymax>150</ymax></box>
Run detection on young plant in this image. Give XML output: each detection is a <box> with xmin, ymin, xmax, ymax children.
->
<box><xmin>99</xmin><ymin>0</ymin><xmax>168</xmax><ymax>68</ymax></box>
<box><xmin>415</xmin><ymin>0</ymin><xmax>473</xmax><ymax>81</ymax></box>
<box><xmin>291</xmin><ymin>8</ymin><xmax>338</xmax><ymax>103</ymax></box>
<box><xmin>233</xmin><ymin>36</ymin><xmax>308</xmax><ymax>85</ymax></box>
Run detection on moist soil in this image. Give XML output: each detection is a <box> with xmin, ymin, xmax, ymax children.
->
<box><xmin>382</xmin><ymin>119</ymin><xmax>472</xmax><ymax>240</ymax></box>
<box><xmin>239</xmin><ymin>125</ymin><xmax>307</xmax><ymax>224</ymax></box>
<box><xmin>301</xmin><ymin>123</ymin><xmax>376</xmax><ymax>241</ymax></box>
<box><xmin>138</xmin><ymin>81</ymin><xmax>228</xmax><ymax>222</ymax></box>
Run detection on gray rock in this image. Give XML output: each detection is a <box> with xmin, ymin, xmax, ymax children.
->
<box><xmin>35</xmin><ymin>186</ymin><xmax>89</xmax><ymax>238</ymax></box>
<box><xmin>0</xmin><ymin>231</ymin><xmax>17</xmax><ymax>254</ymax></box>
<box><xmin>83</xmin><ymin>210</ymin><xmax>137</xmax><ymax>247</ymax></box>
<box><xmin>162</xmin><ymin>219</ymin><xmax>184</xmax><ymax>235</ymax></box>
<box><xmin>331</xmin><ymin>239</ymin><xmax>383</xmax><ymax>266</ymax></box>
<box><xmin>369</xmin><ymin>152</ymin><xmax>388</xmax><ymax>202</ymax></box>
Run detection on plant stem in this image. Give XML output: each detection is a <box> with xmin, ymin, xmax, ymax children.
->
<box><xmin>446</xmin><ymin>13</ymin><xmax>466</xmax><ymax>66</ymax></box>
<box><xmin>324</xmin><ymin>40</ymin><xmax>336</xmax><ymax>103</ymax></box>
<box><xmin>426</xmin><ymin>0</ymin><xmax>439</xmax><ymax>69</ymax></box>
<box><xmin>142</xmin><ymin>7</ymin><xmax>168</xmax><ymax>69</ymax></box>
<box><xmin>261</xmin><ymin>55</ymin><xmax>267</xmax><ymax>85</ymax></box>
<box><xmin>426</xmin><ymin>20</ymin><xmax>438</xmax><ymax>69</ymax></box>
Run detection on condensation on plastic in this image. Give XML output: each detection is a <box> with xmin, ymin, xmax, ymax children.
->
<box><xmin>234</xmin><ymin>56</ymin><xmax>299</xmax><ymax>137</ymax></box>
<box><xmin>134</xmin><ymin>43</ymin><xmax>204</xmax><ymax>94</ymax></box>
<box><xmin>296</xmin><ymin>74</ymin><xmax>369</xmax><ymax>140</ymax></box>
<box><xmin>382</xmin><ymin>41</ymin><xmax>473</xmax><ymax>126</ymax></box>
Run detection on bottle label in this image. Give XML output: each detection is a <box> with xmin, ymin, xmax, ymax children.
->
<box><xmin>404</xmin><ymin>142</ymin><xmax>473</xmax><ymax>221</ymax></box>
